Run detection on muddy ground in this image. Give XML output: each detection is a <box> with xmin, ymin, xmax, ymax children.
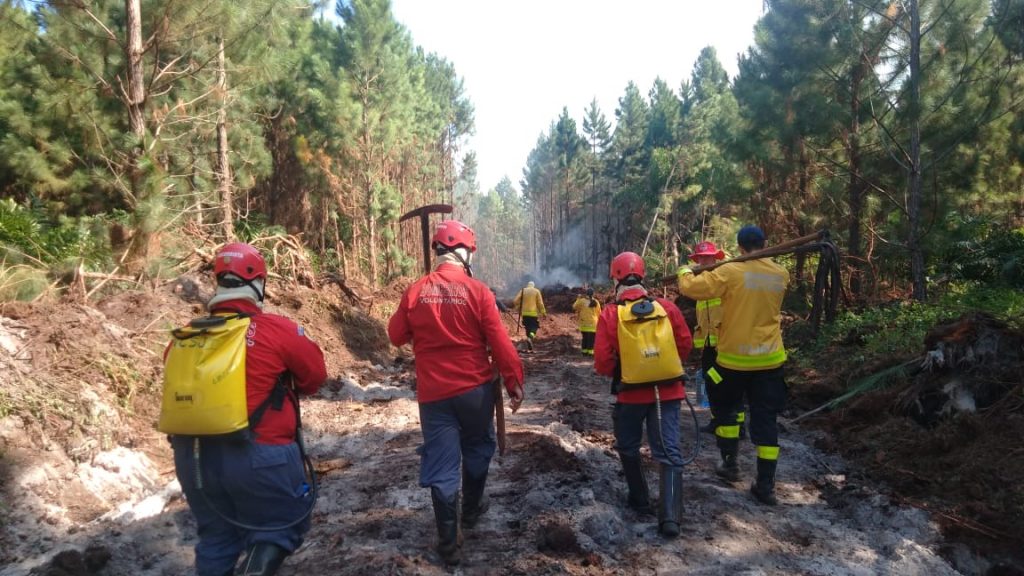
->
<box><xmin>0</xmin><ymin>281</ymin><xmax>1020</xmax><ymax>575</ymax></box>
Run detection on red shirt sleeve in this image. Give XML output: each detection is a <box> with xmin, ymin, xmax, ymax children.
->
<box><xmin>277</xmin><ymin>318</ymin><xmax>328</xmax><ymax>396</ymax></box>
<box><xmin>387</xmin><ymin>288</ymin><xmax>413</xmax><ymax>347</ymax></box>
<box><xmin>594</xmin><ymin>305</ymin><xmax>619</xmax><ymax>377</ymax></box>
<box><xmin>478</xmin><ymin>286</ymin><xmax>524</xmax><ymax>391</ymax></box>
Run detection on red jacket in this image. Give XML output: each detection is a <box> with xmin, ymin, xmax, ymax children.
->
<box><xmin>388</xmin><ymin>263</ymin><xmax>524</xmax><ymax>403</ymax></box>
<box><xmin>594</xmin><ymin>287</ymin><xmax>692</xmax><ymax>404</ymax></box>
<box><xmin>208</xmin><ymin>299</ymin><xmax>327</xmax><ymax>445</ymax></box>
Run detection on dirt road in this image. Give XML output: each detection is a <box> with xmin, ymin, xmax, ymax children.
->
<box><xmin>0</xmin><ymin>301</ymin><xmax>972</xmax><ymax>575</ymax></box>
<box><xmin>281</xmin><ymin>330</ymin><xmax>962</xmax><ymax>576</ymax></box>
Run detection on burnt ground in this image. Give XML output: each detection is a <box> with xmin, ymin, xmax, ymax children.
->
<box><xmin>789</xmin><ymin>313</ymin><xmax>1024</xmax><ymax>574</ymax></box>
<box><xmin>0</xmin><ymin>281</ymin><xmax>1019</xmax><ymax>575</ymax></box>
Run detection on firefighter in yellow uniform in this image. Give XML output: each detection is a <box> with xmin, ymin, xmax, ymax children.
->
<box><xmin>690</xmin><ymin>242</ymin><xmax>746</xmax><ymax>438</ymax></box>
<box><xmin>678</xmin><ymin>226</ymin><xmax>789</xmax><ymax>506</ymax></box>
<box><xmin>512</xmin><ymin>281</ymin><xmax>546</xmax><ymax>352</ymax></box>
<box><xmin>572</xmin><ymin>288</ymin><xmax>601</xmax><ymax>355</ymax></box>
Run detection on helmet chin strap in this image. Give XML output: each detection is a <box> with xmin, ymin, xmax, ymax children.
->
<box><xmin>450</xmin><ymin>247</ymin><xmax>474</xmax><ymax>277</ymax></box>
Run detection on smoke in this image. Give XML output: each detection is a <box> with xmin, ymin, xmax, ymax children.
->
<box><xmin>536</xmin><ymin>222</ymin><xmax>607</xmax><ymax>284</ymax></box>
<box><xmin>527</xmin><ymin>266</ymin><xmax>583</xmax><ymax>288</ymax></box>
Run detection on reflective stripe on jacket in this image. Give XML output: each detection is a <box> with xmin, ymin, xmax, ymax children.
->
<box><xmin>512</xmin><ymin>286</ymin><xmax>546</xmax><ymax>317</ymax></box>
<box><xmin>572</xmin><ymin>296</ymin><xmax>601</xmax><ymax>332</ymax></box>
<box><xmin>678</xmin><ymin>259</ymin><xmax>789</xmax><ymax>371</ymax></box>
<box><xmin>692</xmin><ymin>297</ymin><xmax>722</xmax><ymax>350</ymax></box>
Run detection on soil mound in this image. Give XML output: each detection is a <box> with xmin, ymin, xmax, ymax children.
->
<box><xmin>0</xmin><ymin>277</ymin><xmax>393</xmax><ymax>573</ymax></box>
<box><xmin>797</xmin><ymin>312</ymin><xmax>1024</xmax><ymax>567</ymax></box>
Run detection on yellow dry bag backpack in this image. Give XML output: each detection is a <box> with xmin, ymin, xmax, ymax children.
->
<box><xmin>158</xmin><ymin>314</ymin><xmax>251</xmax><ymax>436</ymax></box>
<box><xmin>616</xmin><ymin>298</ymin><xmax>684</xmax><ymax>387</ymax></box>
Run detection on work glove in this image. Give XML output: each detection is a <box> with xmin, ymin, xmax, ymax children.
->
<box><xmin>677</xmin><ymin>266</ymin><xmax>694</xmax><ymax>278</ymax></box>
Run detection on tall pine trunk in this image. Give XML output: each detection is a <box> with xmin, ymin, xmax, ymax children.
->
<box><xmin>124</xmin><ymin>0</ymin><xmax>150</xmax><ymax>271</ymax></box>
<box><xmin>908</xmin><ymin>0</ymin><xmax>927</xmax><ymax>301</ymax></box>
<box><xmin>216</xmin><ymin>36</ymin><xmax>234</xmax><ymax>241</ymax></box>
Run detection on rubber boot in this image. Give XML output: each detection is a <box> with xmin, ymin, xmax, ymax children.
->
<box><xmin>431</xmin><ymin>487</ymin><xmax>462</xmax><ymax>565</ymax></box>
<box><xmin>461</xmin><ymin>469</ymin><xmax>490</xmax><ymax>529</ymax></box>
<box><xmin>235</xmin><ymin>543</ymin><xmax>288</xmax><ymax>576</ymax></box>
<box><xmin>657</xmin><ymin>466</ymin><xmax>684</xmax><ymax>538</ymax></box>
<box><xmin>750</xmin><ymin>458</ymin><xmax>778</xmax><ymax>506</ymax></box>
<box><xmin>619</xmin><ymin>454</ymin><xmax>652</xmax><ymax>514</ymax></box>
<box><xmin>714</xmin><ymin>440</ymin><xmax>740</xmax><ymax>483</ymax></box>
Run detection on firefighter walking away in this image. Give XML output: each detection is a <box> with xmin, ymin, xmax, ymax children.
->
<box><xmin>387</xmin><ymin>220</ymin><xmax>525</xmax><ymax>566</ymax></box>
<box><xmin>513</xmin><ymin>280</ymin><xmax>546</xmax><ymax>352</ymax></box>
<box><xmin>595</xmin><ymin>251</ymin><xmax>693</xmax><ymax>537</ymax></box>
<box><xmin>678</xmin><ymin>226</ymin><xmax>789</xmax><ymax>506</ymax></box>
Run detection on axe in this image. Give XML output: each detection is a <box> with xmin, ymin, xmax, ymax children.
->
<box><xmin>399</xmin><ymin>204</ymin><xmax>454</xmax><ymax>274</ymax></box>
<box><xmin>494</xmin><ymin>374</ymin><xmax>507</xmax><ymax>456</ymax></box>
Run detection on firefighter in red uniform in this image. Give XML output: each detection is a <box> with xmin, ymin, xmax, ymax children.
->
<box><xmin>594</xmin><ymin>251</ymin><xmax>692</xmax><ymax>537</ymax></box>
<box><xmin>678</xmin><ymin>226</ymin><xmax>790</xmax><ymax>505</ymax></box>
<box><xmin>168</xmin><ymin>243</ymin><xmax>327</xmax><ymax>576</ymax></box>
<box><xmin>388</xmin><ymin>220</ymin><xmax>525</xmax><ymax>566</ymax></box>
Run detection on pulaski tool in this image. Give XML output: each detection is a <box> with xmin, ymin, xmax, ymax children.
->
<box><xmin>399</xmin><ymin>204</ymin><xmax>454</xmax><ymax>273</ymax></box>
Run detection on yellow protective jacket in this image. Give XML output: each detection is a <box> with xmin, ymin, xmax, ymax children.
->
<box><xmin>572</xmin><ymin>295</ymin><xmax>601</xmax><ymax>332</ymax></box>
<box><xmin>678</xmin><ymin>258</ymin><xmax>789</xmax><ymax>370</ymax></box>
<box><xmin>513</xmin><ymin>286</ymin><xmax>546</xmax><ymax>317</ymax></box>
<box><xmin>692</xmin><ymin>297</ymin><xmax>723</xmax><ymax>350</ymax></box>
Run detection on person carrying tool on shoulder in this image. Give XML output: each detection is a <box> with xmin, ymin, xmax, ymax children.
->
<box><xmin>387</xmin><ymin>220</ymin><xmax>525</xmax><ymax>566</ymax></box>
<box><xmin>512</xmin><ymin>280</ymin><xmax>546</xmax><ymax>352</ymax></box>
<box><xmin>678</xmin><ymin>225</ymin><xmax>790</xmax><ymax>506</ymax></box>
<box><xmin>594</xmin><ymin>252</ymin><xmax>692</xmax><ymax>538</ymax></box>
<box><xmin>572</xmin><ymin>287</ymin><xmax>601</xmax><ymax>356</ymax></box>
<box><xmin>689</xmin><ymin>242</ymin><xmax>747</xmax><ymax>439</ymax></box>
<box><xmin>161</xmin><ymin>242</ymin><xmax>327</xmax><ymax>576</ymax></box>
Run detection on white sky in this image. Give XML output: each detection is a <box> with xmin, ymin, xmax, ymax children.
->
<box><xmin>390</xmin><ymin>0</ymin><xmax>766</xmax><ymax>193</ymax></box>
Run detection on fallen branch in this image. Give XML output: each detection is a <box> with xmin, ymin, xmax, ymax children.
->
<box><xmin>895</xmin><ymin>496</ymin><xmax>1016</xmax><ymax>542</ymax></box>
<box><xmin>789</xmin><ymin>359</ymin><xmax>918</xmax><ymax>423</ymax></box>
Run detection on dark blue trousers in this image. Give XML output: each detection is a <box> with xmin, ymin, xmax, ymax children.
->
<box><xmin>613</xmin><ymin>399</ymin><xmax>685</xmax><ymax>468</ymax></box>
<box><xmin>418</xmin><ymin>381</ymin><xmax>496</xmax><ymax>499</ymax></box>
<box><xmin>172</xmin><ymin>436</ymin><xmax>311</xmax><ymax>576</ymax></box>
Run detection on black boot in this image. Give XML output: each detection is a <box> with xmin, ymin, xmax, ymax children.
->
<box><xmin>431</xmin><ymin>487</ymin><xmax>462</xmax><ymax>565</ymax></box>
<box><xmin>657</xmin><ymin>466</ymin><xmax>684</xmax><ymax>538</ymax></box>
<box><xmin>750</xmin><ymin>458</ymin><xmax>778</xmax><ymax>506</ymax></box>
<box><xmin>235</xmin><ymin>543</ymin><xmax>288</xmax><ymax>576</ymax></box>
<box><xmin>619</xmin><ymin>454</ymin><xmax>652</xmax><ymax>514</ymax></box>
<box><xmin>714</xmin><ymin>439</ymin><xmax>740</xmax><ymax>483</ymax></box>
<box><xmin>461</xmin><ymin>469</ymin><xmax>490</xmax><ymax>529</ymax></box>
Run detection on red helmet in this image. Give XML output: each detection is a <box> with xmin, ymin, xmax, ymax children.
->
<box><xmin>214</xmin><ymin>242</ymin><xmax>267</xmax><ymax>281</ymax></box>
<box><xmin>432</xmin><ymin>219</ymin><xmax>477</xmax><ymax>252</ymax></box>
<box><xmin>610</xmin><ymin>251</ymin><xmax>645</xmax><ymax>281</ymax></box>
<box><xmin>690</xmin><ymin>241</ymin><xmax>725</xmax><ymax>262</ymax></box>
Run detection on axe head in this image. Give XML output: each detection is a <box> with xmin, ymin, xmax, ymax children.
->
<box><xmin>400</xmin><ymin>204</ymin><xmax>453</xmax><ymax>223</ymax></box>
<box><xmin>399</xmin><ymin>204</ymin><xmax>455</xmax><ymax>274</ymax></box>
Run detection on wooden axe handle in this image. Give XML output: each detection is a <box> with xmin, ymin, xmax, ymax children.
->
<box><xmin>494</xmin><ymin>375</ymin><xmax>507</xmax><ymax>456</ymax></box>
<box><xmin>657</xmin><ymin>230</ymin><xmax>827</xmax><ymax>286</ymax></box>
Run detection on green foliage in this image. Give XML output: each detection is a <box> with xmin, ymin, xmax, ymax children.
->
<box><xmin>0</xmin><ymin>198</ymin><xmax>111</xmax><ymax>267</ymax></box>
<box><xmin>236</xmin><ymin>213</ymin><xmax>287</xmax><ymax>243</ymax></box>
<box><xmin>0</xmin><ymin>264</ymin><xmax>49</xmax><ymax>301</ymax></box>
<box><xmin>935</xmin><ymin>216</ymin><xmax>1024</xmax><ymax>288</ymax></box>
<box><xmin>809</xmin><ymin>283</ymin><xmax>1024</xmax><ymax>360</ymax></box>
